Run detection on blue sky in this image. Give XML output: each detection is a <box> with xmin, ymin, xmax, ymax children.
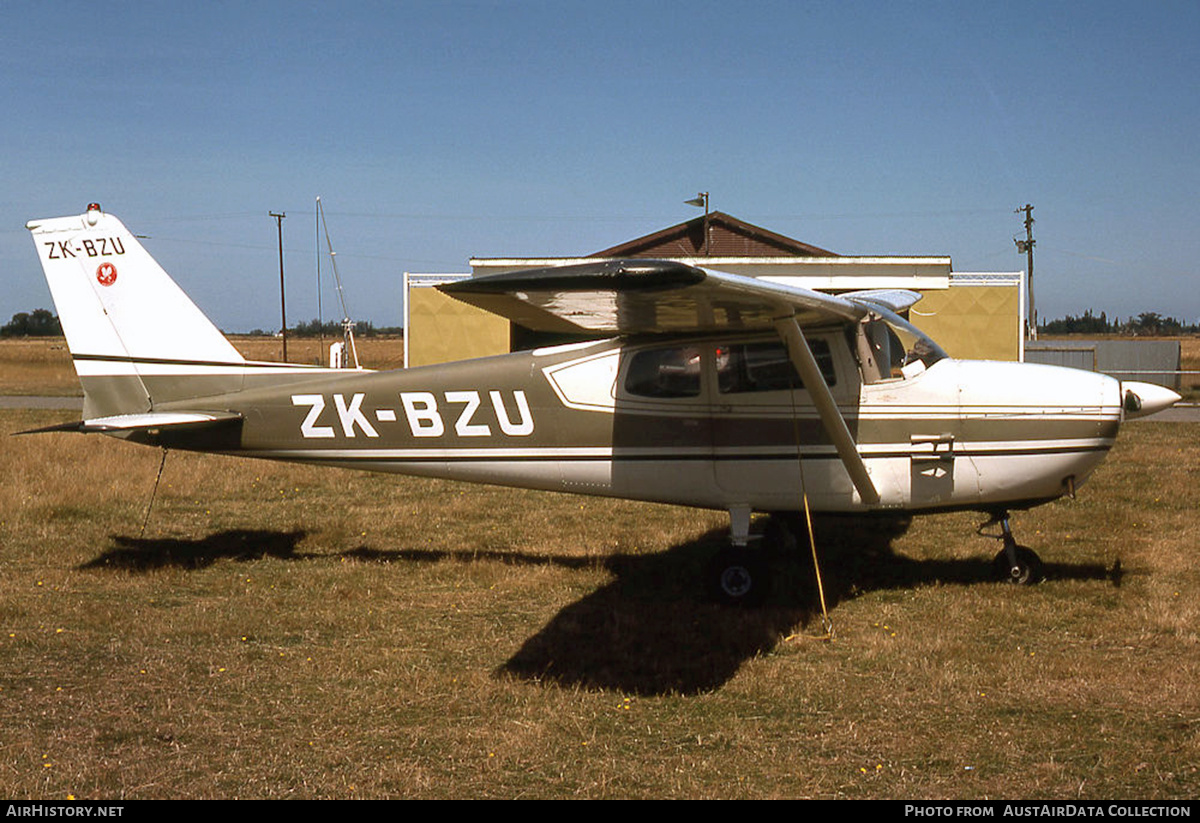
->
<box><xmin>3</xmin><ymin>1</ymin><xmax>1197</xmax><ymax>331</ymax></box>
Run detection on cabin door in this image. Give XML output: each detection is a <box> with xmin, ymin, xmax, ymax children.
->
<box><xmin>709</xmin><ymin>333</ymin><xmax>858</xmax><ymax>512</ymax></box>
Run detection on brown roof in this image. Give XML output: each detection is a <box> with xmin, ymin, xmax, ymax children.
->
<box><xmin>591</xmin><ymin>211</ymin><xmax>838</xmax><ymax>258</ymax></box>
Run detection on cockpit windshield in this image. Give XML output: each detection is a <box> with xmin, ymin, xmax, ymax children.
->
<box><xmin>854</xmin><ymin>306</ymin><xmax>948</xmax><ymax>382</ymax></box>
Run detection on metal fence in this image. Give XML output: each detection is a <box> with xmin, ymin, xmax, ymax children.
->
<box><xmin>1024</xmin><ymin>340</ymin><xmax>1182</xmax><ymax>390</ymax></box>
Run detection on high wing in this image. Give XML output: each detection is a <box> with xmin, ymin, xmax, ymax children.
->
<box><xmin>438</xmin><ymin>259</ymin><xmax>921</xmax><ymax>335</ymax></box>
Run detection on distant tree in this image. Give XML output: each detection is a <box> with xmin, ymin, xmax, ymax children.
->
<box><xmin>1</xmin><ymin>309</ymin><xmax>62</xmax><ymax>337</ymax></box>
<box><xmin>1134</xmin><ymin>312</ymin><xmax>1163</xmax><ymax>335</ymax></box>
<box><xmin>291</xmin><ymin>318</ymin><xmax>379</xmax><ymax>337</ymax></box>
<box><xmin>1121</xmin><ymin>312</ymin><xmax>1191</xmax><ymax>336</ymax></box>
<box><xmin>1039</xmin><ymin>309</ymin><xmax>1114</xmax><ymax>335</ymax></box>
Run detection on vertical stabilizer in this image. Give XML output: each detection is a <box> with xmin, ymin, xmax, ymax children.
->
<box><xmin>27</xmin><ymin>204</ymin><xmax>247</xmax><ymax>418</ymax></box>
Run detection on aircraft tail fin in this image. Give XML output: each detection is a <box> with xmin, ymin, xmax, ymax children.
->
<box><xmin>27</xmin><ymin>204</ymin><xmax>250</xmax><ymax>419</ymax></box>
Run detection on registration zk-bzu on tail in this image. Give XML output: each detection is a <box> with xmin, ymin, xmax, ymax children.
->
<box><xmin>26</xmin><ymin>204</ymin><xmax>1180</xmax><ymax>604</ymax></box>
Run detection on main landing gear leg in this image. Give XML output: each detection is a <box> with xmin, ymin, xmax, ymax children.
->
<box><xmin>982</xmin><ymin>512</ymin><xmax>1045</xmax><ymax>585</ymax></box>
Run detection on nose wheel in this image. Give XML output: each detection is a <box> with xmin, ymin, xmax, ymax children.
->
<box><xmin>981</xmin><ymin>512</ymin><xmax>1044</xmax><ymax>585</ymax></box>
<box><xmin>992</xmin><ymin>544</ymin><xmax>1044</xmax><ymax>585</ymax></box>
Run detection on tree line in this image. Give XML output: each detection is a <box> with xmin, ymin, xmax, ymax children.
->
<box><xmin>1038</xmin><ymin>310</ymin><xmax>1200</xmax><ymax>336</ymax></box>
<box><xmin>245</xmin><ymin>319</ymin><xmax>404</xmax><ymax>337</ymax></box>
<box><xmin>1</xmin><ymin>309</ymin><xmax>61</xmax><ymax>337</ymax></box>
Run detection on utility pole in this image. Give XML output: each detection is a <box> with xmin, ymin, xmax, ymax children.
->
<box><xmin>270</xmin><ymin>211</ymin><xmax>287</xmax><ymax>362</ymax></box>
<box><xmin>1015</xmin><ymin>204</ymin><xmax>1036</xmax><ymax>340</ymax></box>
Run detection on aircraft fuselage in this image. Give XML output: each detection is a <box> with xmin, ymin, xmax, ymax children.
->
<box><xmin>141</xmin><ymin>331</ymin><xmax>1122</xmax><ymax>516</ymax></box>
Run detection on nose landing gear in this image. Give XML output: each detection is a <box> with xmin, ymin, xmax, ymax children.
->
<box><xmin>980</xmin><ymin>512</ymin><xmax>1045</xmax><ymax>585</ymax></box>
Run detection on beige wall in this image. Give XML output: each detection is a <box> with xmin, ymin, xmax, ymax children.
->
<box><xmin>406</xmin><ymin>287</ymin><xmax>509</xmax><ymax>368</ymax></box>
<box><xmin>914</xmin><ymin>285</ymin><xmax>1021</xmax><ymax>361</ymax></box>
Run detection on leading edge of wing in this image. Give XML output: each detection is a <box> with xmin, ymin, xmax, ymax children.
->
<box><xmin>438</xmin><ymin>259</ymin><xmax>878</xmax><ymax>335</ymax></box>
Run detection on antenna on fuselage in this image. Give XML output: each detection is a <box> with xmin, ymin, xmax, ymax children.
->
<box><xmin>315</xmin><ymin>196</ymin><xmax>360</xmax><ymax>369</ymax></box>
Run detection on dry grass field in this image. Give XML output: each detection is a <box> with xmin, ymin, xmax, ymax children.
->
<box><xmin>1182</xmin><ymin>337</ymin><xmax>1200</xmax><ymax>397</ymax></box>
<box><xmin>2</xmin><ymin>335</ymin><xmax>1199</xmax><ymax>798</ymax></box>
<box><xmin>0</xmin><ymin>335</ymin><xmax>404</xmax><ymax>396</ymax></box>
<box><xmin>2</xmin><ymin>408</ymin><xmax>1199</xmax><ymax>798</ymax></box>
<box><xmin>227</xmin><ymin>334</ymin><xmax>405</xmax><ymax>371</ymax></box>
<box><xmin>1184</xmin><ymin>336</ymin><xmax>1200</xmax><ymax>379</ymax></box>
<box><xmin>0</xmin><ymin>338</ymin><xmax>79</xmax><ymax>396</ymax></box>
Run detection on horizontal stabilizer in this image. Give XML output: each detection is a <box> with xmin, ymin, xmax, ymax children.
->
<box><xmin>18</xmin><ymin>410</ymin><xmax>242</xmax><ymax>435</ymax></box>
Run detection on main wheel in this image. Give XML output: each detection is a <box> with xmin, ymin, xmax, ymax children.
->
<box><xmin>992</xmin><ymin>545</ymin><xmax>1044</xmax><ymax>585</ymax></box>
<box><xmin>708</xmin><ymin>547</ymin><xmax>770</xmax><ymax>606</ymax></box>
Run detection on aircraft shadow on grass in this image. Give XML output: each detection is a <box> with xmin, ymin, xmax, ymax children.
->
<box><xmin>81</xmin><ymin>519</ymin><xmax>1113</xmax><ymax>696</ymax></box>
<box><xmin>80</xmin><ymin>529</ymin><xmax>310</xmax><ymax>570</ymax></box>
<box><xmin>346</xmin><ymin>514</ymin><xmax>1115</xmax><ymax>696</ymax></box>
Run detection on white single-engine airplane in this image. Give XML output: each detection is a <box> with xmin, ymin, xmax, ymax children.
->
<box><xmin>26</xmin><ymin>204</ymin><xmax>1180</xmax><ymax>603</ymax></box>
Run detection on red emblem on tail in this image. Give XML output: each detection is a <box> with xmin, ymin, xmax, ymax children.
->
<box><xmin>96</xmin><ymin>262</ymin><xmax>117</xmax><ymax>286</ymax></box>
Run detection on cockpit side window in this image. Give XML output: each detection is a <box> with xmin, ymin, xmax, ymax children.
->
<box><xmin>717</xmin><ymin>339</ymin><xmax>835</xmax><ymax>394</ymax></box>
<box><xmin>624</xmin><ymin>345</ymin><xmax>703</xmax><ymax>398</ymax></box>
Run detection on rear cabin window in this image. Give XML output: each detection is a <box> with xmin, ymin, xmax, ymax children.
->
<box><xmin>624</xmin><ymin>345</ymin><xmax>703</xmax><ymax>398</ymax></box>
<box><xmin>717</xmin><ymin>339</ymin><xmax>835</xmax><ymax>394</ymax></box>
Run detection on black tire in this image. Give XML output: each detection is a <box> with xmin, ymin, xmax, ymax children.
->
<box><xmin>708</xmin><ymin>547</ymin><xmax>770</xmax><ymax>606</ymax></box>
<box><xmin>992</xmin><ymin>545</ymin><xmax>1044</xmax><ymax>585</ymax></box>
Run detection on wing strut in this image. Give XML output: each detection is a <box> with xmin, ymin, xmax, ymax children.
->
<box><xmin>773</xmin><ymin>316</ymin><xmax>880</xmax><ymax>506</ymax></box>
